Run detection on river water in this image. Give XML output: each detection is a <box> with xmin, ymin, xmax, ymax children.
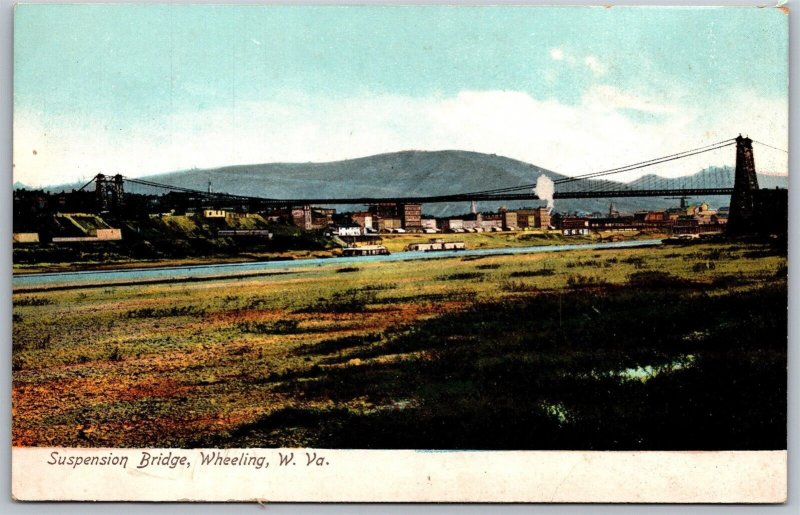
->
<box><xmin>13</xmin><ymin>239</ymin><xmax>662</xmax><ymax>290</ymax></box>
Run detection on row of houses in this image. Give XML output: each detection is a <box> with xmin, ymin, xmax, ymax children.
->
<box><xmin>339</xmin><ymin>205</ymin><xmax>552</xmax><ymax>234</ymax></box>
<box><xmin>347</xmin><ymin>203</ymin><xmax>423</xmax><ymax>232</ymax></box>
<box><xmin>137</xmin><ymin>201</ymin><xmax>736</xmax><ymax>241</ymax></box>
<box><xmin>547</xmin><ymin>203</ymin><xmax>729</xmax><ymax>235</ymax></box>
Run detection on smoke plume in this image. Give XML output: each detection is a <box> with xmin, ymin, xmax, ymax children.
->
<box><xmin>534</xmin><ymin>174</ymin><xmax>555</xmax><ymax>213</ymax></box>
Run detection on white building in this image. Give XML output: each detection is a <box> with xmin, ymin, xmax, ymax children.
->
<box><xmin>203</xmin><ymin>209</ymin><xmax>227</xmax><ymax>219</ymax></box>
<box><xmin>336</xmin><ymin>225</ymin><xmax>362</xmax><ymax>237</ymax></box>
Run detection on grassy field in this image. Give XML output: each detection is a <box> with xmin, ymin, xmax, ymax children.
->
<box><xmin>12</xmin><ymin>240</ymin><xmax>786</xmax><ymax>449</ymax></box>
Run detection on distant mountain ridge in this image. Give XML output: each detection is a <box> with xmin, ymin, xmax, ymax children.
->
<box><xmin>39</xmin><ymin>150</ymin><xmax>787</xmax><ymax>216</ymax></box>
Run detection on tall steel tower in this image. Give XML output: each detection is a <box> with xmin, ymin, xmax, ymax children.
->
<box><xmin>727</xmin><ymin>135</ymin><xmax>760</xmax><ymax>235</ymax></box>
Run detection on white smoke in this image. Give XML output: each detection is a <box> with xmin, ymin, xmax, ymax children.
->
<box><xmin>534</xmin><ymin>174</ymin><xmax>555</xmax><ymax>213</ymax></box>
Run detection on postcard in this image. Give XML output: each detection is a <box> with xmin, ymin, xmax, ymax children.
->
<box><xmin>11</xmin><ymin>4</ymin><xmax>788</xmax><ymax>502</ymax></box>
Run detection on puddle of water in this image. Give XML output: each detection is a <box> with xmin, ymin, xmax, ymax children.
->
<box><xmin>391</xmin><ymin>399</ymin><xmax>413</xmax><ymax>411</ymax></box>
<box><xmin>539</xmin><ymin>354</ymin><xmax>697</xmax><ymax>425</ymax></box>
<box><xmin>539</xmin><ymin>401</ymin><xmax>570</xmax><ymax>425</ymax></box>
<box><xmin>618</xmin><ymin>354</ymin><xmax>696</xmax><ymax>383</ymax></box>
<box><xmin>361</xmin><ymin>398</ymin><xmax>416</xmax><ymax>415</ymax></box>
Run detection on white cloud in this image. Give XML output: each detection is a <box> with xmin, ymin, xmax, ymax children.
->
<box><xmin>549</xmin><ymin>48</ymin><xmax>564</xmax><ymax>61</ymax></box>
<box><xmin>584</xmin><ymin>55</ymin><xmax>607</xmax><ymax>76</ymax></box>
<box><xmin>583</xmin><ymin>84</ymin><xmax>678</xmax><ymax>115</ymax></box>
<box><xmin>13</xmin><ymin>88</ymin><xmax>787</xmax><ymax>188</ymax></box>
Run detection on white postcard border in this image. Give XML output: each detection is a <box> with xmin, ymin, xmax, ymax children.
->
<box><xmin>11</xmin><ymin>447</ymin><xmax>787</xmax><ymax>503</ymax></box>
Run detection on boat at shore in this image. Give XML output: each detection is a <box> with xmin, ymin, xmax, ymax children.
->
<box><xmin>405</xmin><ymin>238</ymin><xmax>466</xmax><ymax>252</ymax></box>
<box><xmin>663</xmin><ymin>233</ymin><xmax>700</xmax><ymax>244</ymax></box>
<box><xmin>663</xmin><ymin>232</ymin><xmax>724</xmax><ymax>244</ymax></box>
<box><xmin>341</xmin><ymin>245</ymin><xmax>390</xmax><ymax>257</ymax></box>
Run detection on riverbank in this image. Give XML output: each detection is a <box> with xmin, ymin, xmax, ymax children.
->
<box><xmin>13</xmin><ymin>229</ymin><xmax>667</xmax><ymax>275</ymax></box>
<box><xmin>12</xmin><ymin>249</ymin><xmax>340</xmax><ymax>275</ymax></box>
<box><xmin>13</xmin><ymin>239</ymin><xmax>664</xmax><ymax>291</ymax></box>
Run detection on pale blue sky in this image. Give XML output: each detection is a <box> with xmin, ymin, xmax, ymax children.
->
<box><xmin>13</xmin><ymin>5</ymin><xmax>789</xmax><ymax>186</ymax></box>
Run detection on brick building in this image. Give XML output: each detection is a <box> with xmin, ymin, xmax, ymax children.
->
<box><xmin>369</xmin><ymin>203</ymin><xmax>422</xmax><ymax>231</ymax></box>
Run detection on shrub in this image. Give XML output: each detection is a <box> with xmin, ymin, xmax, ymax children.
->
<box><xmin>742</xmin><ymin>248</ymin><xmax>783</xmax><ymax>259</ymax></box>
<box><xmin>228</xmin><ymin>345</ymin><xmax>251</xmax><ymax>356</ymax></box>
<box><xmin>565</xmin><ymin>259</ymin><xmax>601</xmax><ymax>269</ymax></box>
<box><xmin>244</xmin><ymin>298</ymin><xmax>268</xmax><ymax>309</ymax></box>
<box><xmin>126</xmin><ymin>306</ymin><xmax>206</xmax><ymax>318</ymax></box>
<box><xmin>437</xmin><ymin>272</ymin><xmax>485</xmax><ymax>281</ymax></box>
<box><xmin>109</xmin><ymin>346</ymin><xmax>123</xmax><ymax>361</ymax></box>
<box><xmin>692</xmin><ymin>261</ymin><xmax>716</xmax><ymax>272</ymax></box>
<box><xmin>358</xmin><ymin>283</ymin><xmax>397</xmax><ymax>292</ymax></box>
<box><xmin>15</xmin><ymin>296</ymin><xmax>53</xmax><ymax>307</ymax></box>
<box><xmin>336</xmin><ymin>267</ymin><xmax>361</xmax><ymax>274</ymax></box>
<box><xmin>622</xmin><ymin>256</ymin><xmax>646</xmax><ymax>269</ymax></box>
<box><xmin>238</xmin><ymin>319</ymin><xmax>300</xmax><ymax>334</ymax></box>
<box><xmin>31</xmin><ymin>336</ymin><xmax>51</xmax><ymax>350</ymax></box>
<box><xmin>297</xmin><ymin>288</ymin><xmax>379</xmax><ymax>313</ymax></box>
<box><xmin>499</xmin><ymin>281</ymin><xmax>540</xmax><ymax>293</ymax></box>
<box><xmin>509</xmin><ymin>269</ymin><xmax>555</xmax><ymax>278</ymax></box>
<box><xmin>566</xmin><ymin>275</ymin><xmax>607</xmax><ymax>288</ymax></box>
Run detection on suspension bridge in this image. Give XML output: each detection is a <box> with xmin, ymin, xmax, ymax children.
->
<box><xmin>84</xmin><ymin>135</ymin><xmax>784</xmax><ymax>234</ymax></box>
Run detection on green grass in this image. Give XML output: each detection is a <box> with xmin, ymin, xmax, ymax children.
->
<box><xmin>11</xmin><ymin>240</ymin><xmax>787</xmax><ymax>449</ymax></box>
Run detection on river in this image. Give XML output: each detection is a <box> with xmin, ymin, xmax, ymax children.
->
<box><xmin>13</xmin><ymin>239</ymin><xmax>662</xmax><ymax>291</ymax></box>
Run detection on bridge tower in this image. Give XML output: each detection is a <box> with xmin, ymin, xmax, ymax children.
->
<box><xmin>727</xmin><ymin>135</ymin><xmax>760</xmax><ymax>235</ymax></box>
<box><xmin>95</xmin><ymin>174</ymin><xmax>125</xmax><ymax>213</ymax></box>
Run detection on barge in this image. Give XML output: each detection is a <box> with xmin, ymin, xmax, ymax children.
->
<box><xmin>406</xmin><ymin>239</ymin><xmax>466</xmax><ymax>252</ymax></box>
<box><xmin>341</xmin><ymin>245</ymin><xmax>390</xmax><ymax>257</ymax></box>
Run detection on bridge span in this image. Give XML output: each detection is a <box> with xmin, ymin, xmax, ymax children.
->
<box><xmin>87</xmin><ymin>135</ymin><xmax>780</xmax><ymax>235</ymax></box>
<box><xmin>170</xmin><ymin>187</ymin><xmax>734</xmax><ymax>207</ymax></box>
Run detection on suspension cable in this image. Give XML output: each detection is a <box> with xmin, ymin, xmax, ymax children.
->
<box><xmin>554</xmin><ymin>139</ymin><xmax>736</xmax><ymax>184</ymax></box>
<box><xmin>752</xmin><ymin>140</ymin><xmax>788</xmax><ymax>154</ymax></box>
<box><xmin>446</xmin><ymin>138</ymin><xmax>737</xmax><ymax>197</ymax></box>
